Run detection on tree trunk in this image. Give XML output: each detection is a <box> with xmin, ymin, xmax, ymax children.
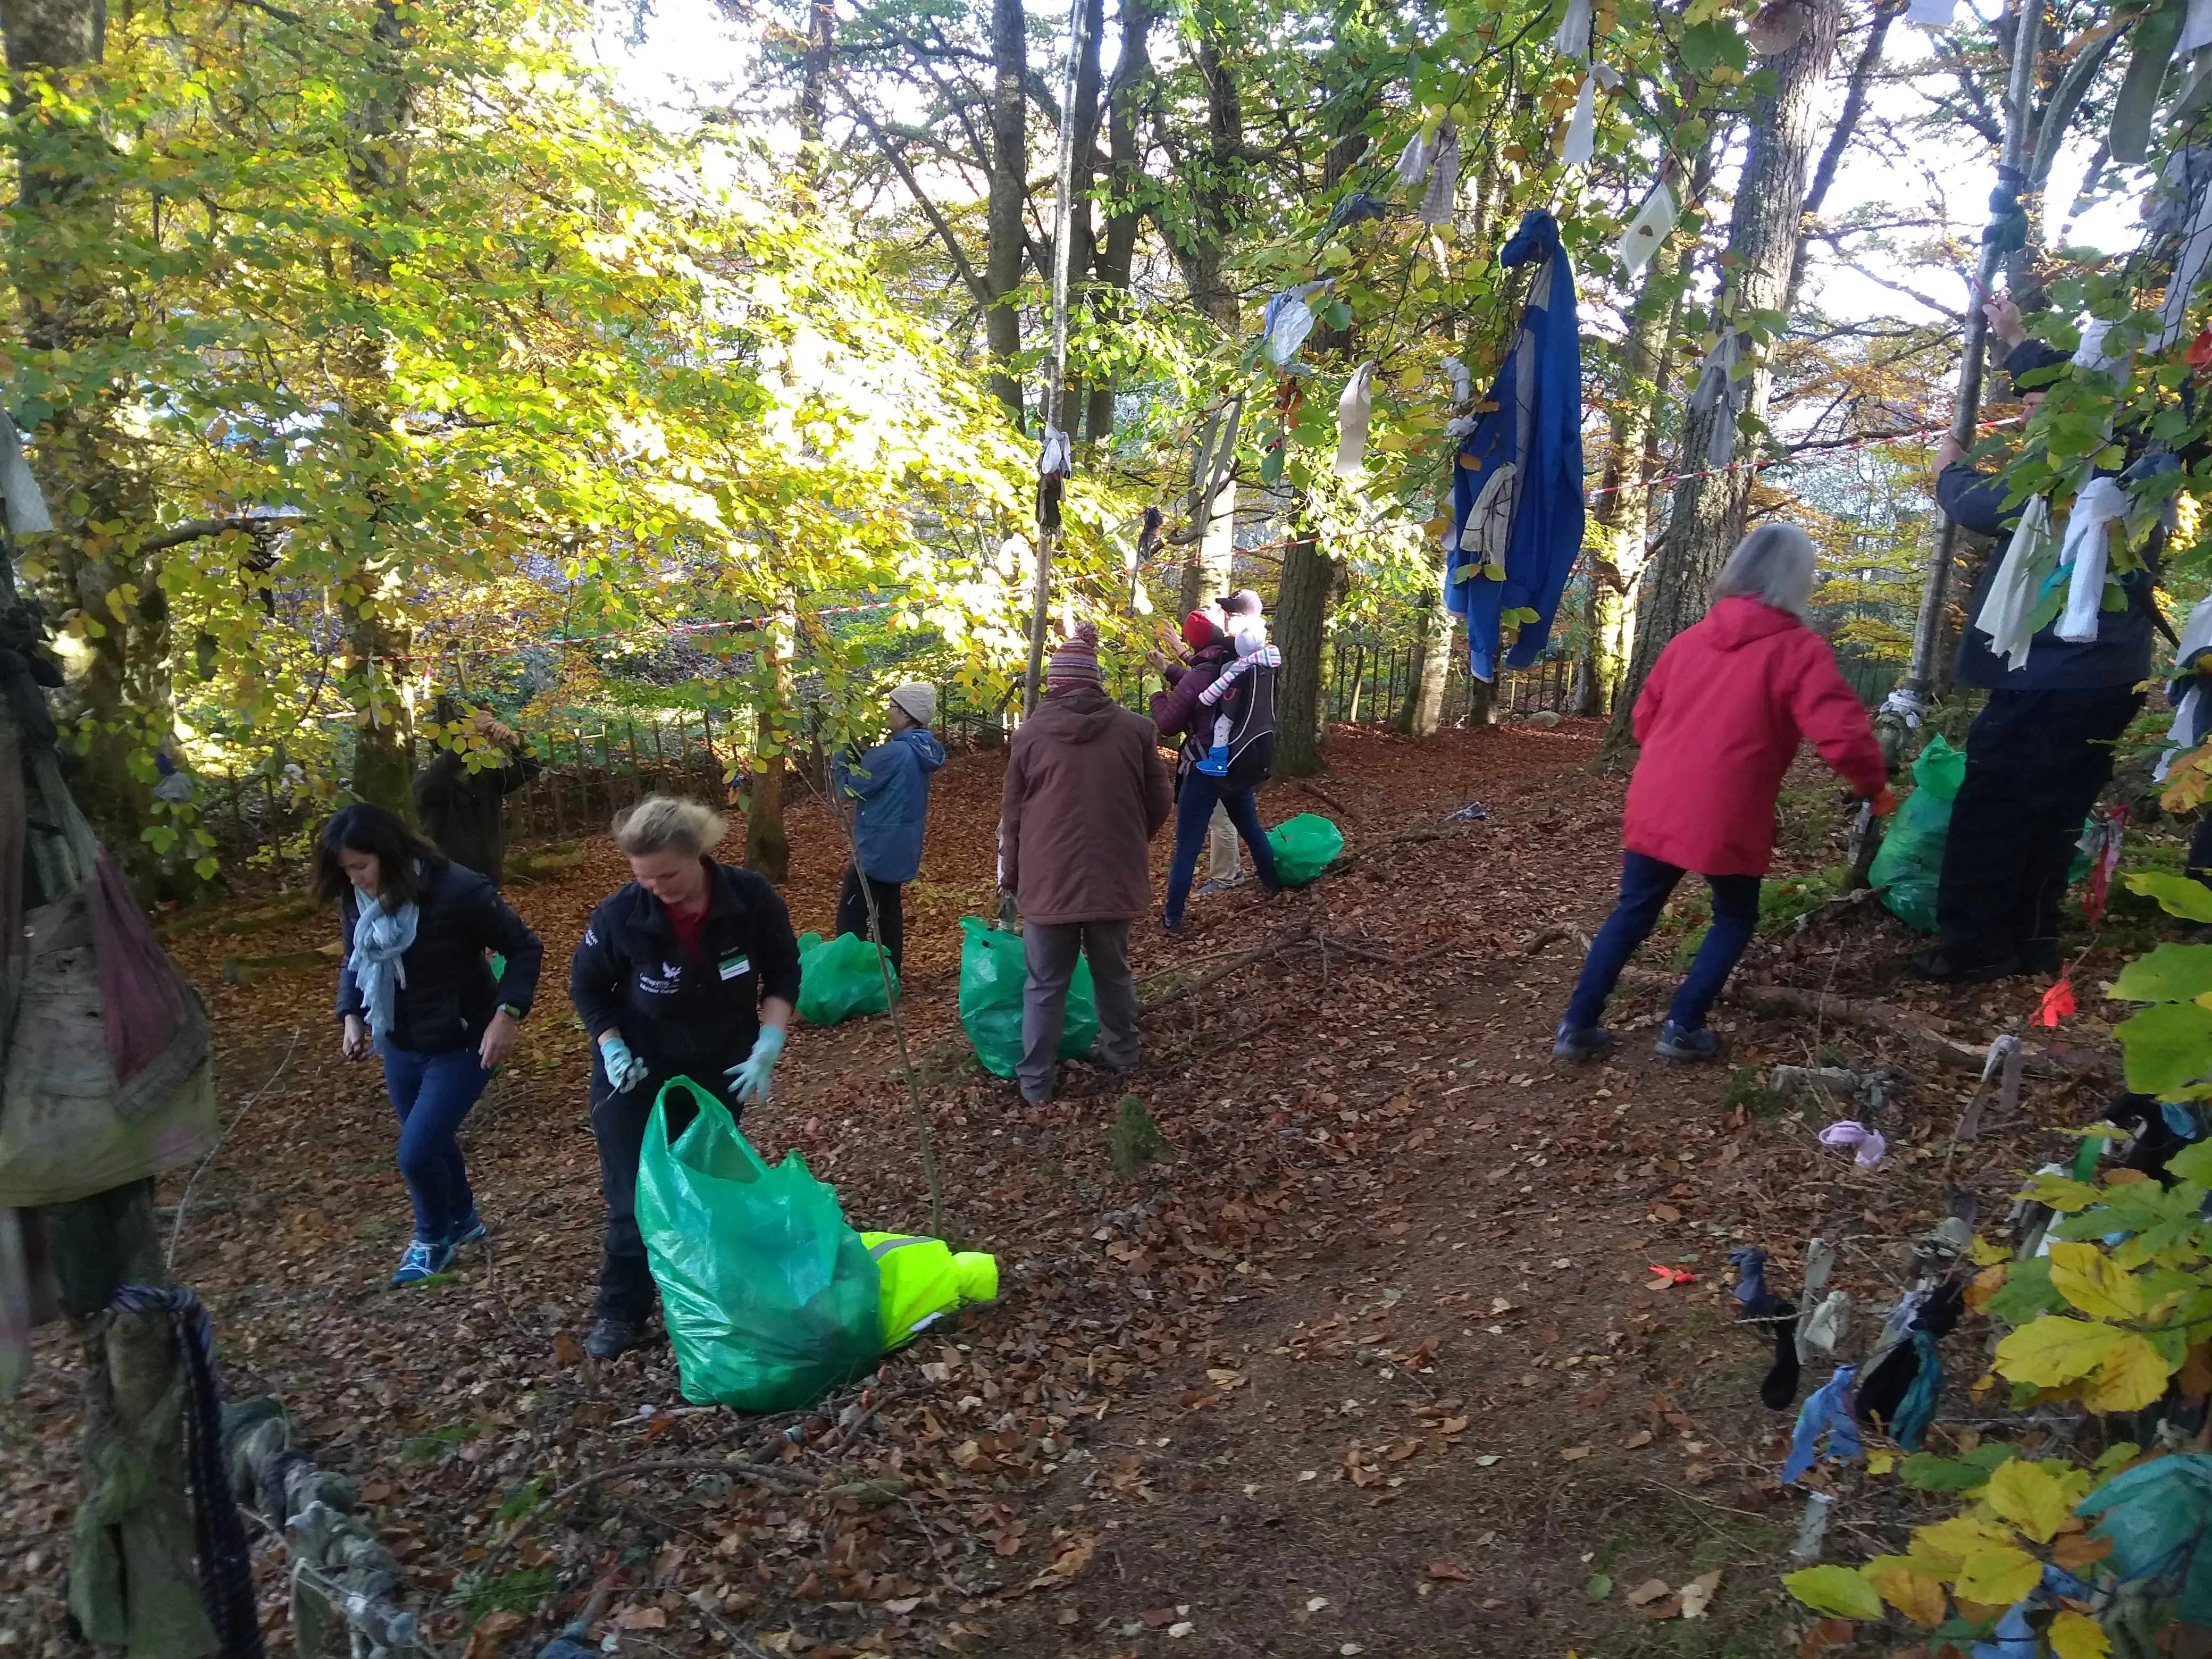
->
<box><xmin>1061</xmin><ymin>0</ymin><xmax>1104</xmax><ymax>432</ymax></box>
<box><xmin>339</xmin><ymin>0</ymin><xmax>417</xmax><ymax>811</ymax></box>
<box><xmin>984</xmin><ymin>0</ymin><xmax>1028</xmax><ymax>419</ymax></box>
<box><xmin>1608</xmin><ymin>0</ymin><xmax>1841</xmax><ymax>741</ymax></box>
<box><xmin>3</xmin><ymin>0</ymin><xmax>174</xmax><ymax>873</ymax></box>
<box><xmin>1273</xmin><ymin>523</ymin><xmax>1338</xmax><ymax>776</ymax></box>
<box><xmin>1179</xmin><ymin>476</ymin><xmax>1235</xmax><ymax>614</ymax></box>
<box><xmin>744</xmin><ymin>594</ymin><xmax>794</xmax><ymax>882</ymax></box>
<box><xmin>797</xmin><ymin>0</ymin><xmax>834</xmax><ymax>146</ymax></box>
<box><xmin>1573</xmin><ymin>158</ymin><xmax>1703</xmax><ymax>718</ymax></box>
<box><xmin>1084</xmin><ymin>0</ymin><xmax>1153</xmax><ymax>441</ymax></box>
<box><xmin>1395</xmin><ymin>551</ymin><xmax>1455</xmax><ymax>735</ymax></box>
<box><xmin>1163</xmin><ymin>13</ymin><xmax>1242</xmax><ymax>331</ymax></box>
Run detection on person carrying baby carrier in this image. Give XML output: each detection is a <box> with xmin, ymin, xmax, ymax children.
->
<box><xmin>1151</xmin><ymin>597</ymin><xmax>1282</xmax><ymax>933</ymax></box>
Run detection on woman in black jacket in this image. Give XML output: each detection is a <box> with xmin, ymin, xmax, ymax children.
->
<box><xmin>568</xmin><ymin>795</ymin><xmax>801</xmax><ymax>1359</ymax></box>
<box><xmin>317</xmin><ymin>803</ymin><xmax>544</xmax><ymax>1285</ymax></box>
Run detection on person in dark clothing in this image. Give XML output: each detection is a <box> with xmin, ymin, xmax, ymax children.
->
<box><xmin>412</xmin><ymin>699</ymin><xmax>542</xmax><ymax>885</ymax></box>
<box><xmin>1150</xmin><ymin>609</ymin><xmax>1282</xmax><ymax>931</ymax></box>
<box><xmin>829</xmin><ymin>681</ymin><xmax>945</xmax><ymax>977</ymax></box>
<box><xmin>319</xmin><ymin>803</ymin><xmax>544</xmax><ymax>1286</ymax></box>
<box><xmin>1915</xmin><ymin>293</ymin><xmax>2156</xmax><ymax>982</ymax></box>
<box><xmin>568</xmin><ymin>795</ymin><xmax>802</xmax><ymax>1359</ymax></box>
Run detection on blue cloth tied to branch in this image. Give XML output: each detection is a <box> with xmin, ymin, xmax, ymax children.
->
<box><xmin>1442</xmin><ymin>210</ymin><xmax>1585</xmax><ymax>683</ymax></box>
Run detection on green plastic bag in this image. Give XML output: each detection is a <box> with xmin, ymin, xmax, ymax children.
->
<box><xmin>796</xmin><ymin>930</ymin><xmax>895</xmax><ymax>1026</ymax></box>
<box><xmin>634</xmin><ymin>1078</ymin><xmax>883</xmax><ymax>1411</ymax></box>
<box><xmin>957</xmin><ymin>915</ymin><xmax>1097</xmax><ymax>1079</ymax></box>
<box><xmin>1268</xmin><ymin>812</ymin><xmax>1344</xmax><ymax>887</ymax></box>
<box><xmin>1870</xmin><ymin>735</ymin><xmax>1967</xmax><ymax>933</ymax></box>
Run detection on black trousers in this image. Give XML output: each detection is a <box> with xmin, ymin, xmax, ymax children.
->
<box><xmin>835</xmin><ymin>864</ymin><xmax>905</xmax><ymax>978</ymax></box>
<box><xmin>1938</xmin><ymin>685</ymin><xmax>2141</xmax><ymax>969</ymax></box>
<box><xmin>589</xmin><ymin>1071</ymin><xmax>723</xmax><ymax>1324</ymax></box>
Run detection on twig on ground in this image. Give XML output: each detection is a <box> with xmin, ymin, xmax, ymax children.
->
<box><xmin>1296</xmin><ymin>777</ymin><xmax>1359</xmax><ymax>820</ymax></box>
<box><xmin>479</xmin><ymin>1457</ymin><xmax>822</xmax><ymax>1578</ymax></box>
<box><xmin>1138</xmin><ymin>924</ymin><xmax>1313</xmax><ymax>1010</ymax></box>
<box><xmin>168</xmin><ymin>1026</ymin><xmax>302</xmax><ymax>1270</ymax></box>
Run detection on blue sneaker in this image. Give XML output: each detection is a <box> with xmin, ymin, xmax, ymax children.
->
<box><xmin>1195</xmin><ymin>744</ymin><xmax>1229</xmax><ymax>777</ymax></box>
<box><xmin>390</xmin><ymin>1238</ymin><xmax>454</xmax><ymax>1286</ymax></box>
<box><xmin>448</xmin><ymin>1209</ymin><xmax>486</xmax><ymax>1249</ymax></box>
<box><xmin>1655</xmin><ymin>1021</ymin><xmax>1719</xmax><ymax>1061</ymax></box>
<box><xmin>1552</xmin><ymin>1023</ymin><xmax>1612</xmax><ymax>1062</ymax></box>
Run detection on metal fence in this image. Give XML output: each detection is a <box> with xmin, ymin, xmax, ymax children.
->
<box><xmin>1323</xmin><ymin>640</ymin><xmax>1579</xmax><ymax>729</ymax></box>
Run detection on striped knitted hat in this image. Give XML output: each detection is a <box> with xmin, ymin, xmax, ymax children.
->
<box><xmin>1046</xmin><ymin>624</ymin><xmax>1102</xmax><ymax>691</ymax></box>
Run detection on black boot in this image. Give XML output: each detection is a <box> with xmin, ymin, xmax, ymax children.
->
<box><xmin>585</xmin><ymin>1316</ymin><xmax>648</xmax><ymax>1360</ymax></box>
<box><xmin>1909</xmin><ymin>948</ymin><xmax>2020</xmax><ymax>984</ymax></box>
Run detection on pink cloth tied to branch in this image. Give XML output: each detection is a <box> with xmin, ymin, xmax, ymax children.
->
<box><xmin>1819</xmin><ymin>1120</ymin><xmax>1887</xmax><ymax>1169</ymax></box>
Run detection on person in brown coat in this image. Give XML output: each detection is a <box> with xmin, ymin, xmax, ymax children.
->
<box><xmin>1000</xmin><ymin>624</ymin><xmax>1174</xmax><ymax>1104</ymax></box>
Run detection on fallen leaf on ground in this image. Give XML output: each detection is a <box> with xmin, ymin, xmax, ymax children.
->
<box><xmin>619</xmin><ymin>1607</ymin><xmax>668</xmax><ymax>1631</ymax></box>
<box><xmin>1626</xmin><ymin>1578</ymin><xmax>1673</xmax><ymax>1607</ymax></box>
<box><xmin>1622</xmin><ymin>1429</ymin><xmax>1654</xmax><ymax>1449</ymax></box>
<box><xmin>1560</xmin><ymin>1445</ymin><xmax>1592</xmax><ymax>1461</ymax></box>
<box><xmin>1428</xmin><ymin>1562</ymin><xmax>1471</xmax><ymax>1581</ymax></box>
<box><xmin>1680</xmin><ymin>1570</ymin><xmax>1721</xmax><ymax>1619</ymax></box>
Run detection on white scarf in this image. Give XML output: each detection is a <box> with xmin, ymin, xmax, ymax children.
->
<box><xmin>2055</xmin><ymin>477</ymin><xmax>2129</xmax><ymax>644</ymax></box>
<box><xmin>351</xmin><ymin>894</ymin><xmax>420</xmax><ymax>1042</ymax></box>
<box><xmin>1334</xmin><ymin>361</ymin><xmax>1377</xmax><ymax>479</ymax></box>
<box><xmin>1972</xmin><ymin>493</ymin><xmax>2054</xmax><ymax>672</ymax></box>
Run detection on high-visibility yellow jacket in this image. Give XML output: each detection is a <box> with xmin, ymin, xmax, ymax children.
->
<box><xmin>860</xmin><ymin>1233</ymin><xmax>999</xmax><ymax>1350</ymax></box>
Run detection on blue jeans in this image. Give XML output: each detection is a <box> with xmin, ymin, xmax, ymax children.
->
<box><xmin>378</xmin><ymin>1042</ymin><xmax>490</xmax><ymax>1244</ymax></box>
<box><xmin>1562</xmin><ymin>851</ymin><xmax>1762</xmax><ymax>1033</ymax></box>
<box><xmin>1164</xmin><ymin>772</ymin><xmax>1280</xmax><ymax>926</ymax></box>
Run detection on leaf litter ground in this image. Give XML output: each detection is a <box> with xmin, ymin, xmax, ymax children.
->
<box><xmin>0</xmin><ymin>720</ymin><xmax>2130</xmax><ymax>1658</ymax></box>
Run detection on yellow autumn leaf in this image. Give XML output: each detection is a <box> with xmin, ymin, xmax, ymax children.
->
<box><xmin>2048</xmin><ymin>1242</ymin><xmax>2144</xmax><ymax>1319</ymax></box>
<box><xmin>1955</xmin><ymin>1545</ymin><xmax>2042</xmax><ymax>1606</ymax></box>
<box><xmin>1864</xmin><ymin>1555</ymin><xmax>1947</xmax><ymax>1627</ymax></box>
<box><xmin>2082</xmin><ymin>1333</ymin><xmax>2175</xmax><ymax>1413</ymax></box>
<box><xmin>1984</xmin><ymin>1459</ymin><xmax>2077</xmax><ymax>1544</ymax></box>
<box><xmin>1969</xmin><ymin>1234</ymin><xmax>2009</xmax><ymax>1266</ymax></box>
<box><xmin>1912</xmin><ymin>1513</ymin><xmax>2020</xmax><ymax>1570</ymax></box>
<box><xmin>1781</xmin><ymin>1564</ymin><xmax>1882</xmax><ymax>1620</ymax></box>
<box><xmin>2049</xmin><ymin>1608</ymin><xmax>2113</xmax><ymax>1659</ymax></box>
<box><xmin>1993</xmin><ymin>1317</ymin><xmax>2125</xmax><ymax>1388</ymax></box>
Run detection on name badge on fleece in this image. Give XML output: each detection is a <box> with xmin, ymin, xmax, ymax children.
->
<box><xmin>719</xmin><ymin>954</ymin><xmax>751</xmax><ymax>982</ymax></box>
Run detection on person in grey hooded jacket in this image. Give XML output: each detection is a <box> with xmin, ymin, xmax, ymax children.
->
<box><xmin>830</xmin><ymin>681</ymin><xmax>946</xmax><ymax>977</ymax></box>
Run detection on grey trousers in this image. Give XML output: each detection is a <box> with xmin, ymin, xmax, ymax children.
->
<box><xmin>1018</xmin><ymin>919</ymin><xmax>1142</xmax><ymax>1102</ymax></box>
<box><xmin>1209</xmin><ymin>803</ymin><xmax>1241</xmax><ymax>882</ymax></box>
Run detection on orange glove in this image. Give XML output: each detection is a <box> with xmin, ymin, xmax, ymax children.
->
<box><xmin>1871</xmin><ymin>786</ymin><xmax>1898</xmax><ymax>818</ymax></box>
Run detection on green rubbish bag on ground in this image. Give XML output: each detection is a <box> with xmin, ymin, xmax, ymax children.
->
<box><xmin>1268</xmin><ymin>812</ymin><xmax>1344</xmax><ymax>887</ymax></box>
<box><xmin>958</xmin><ymin>915</ymin><xmax>1097</xmax><ymax>1079</ymax></box>
<box><xmin>796</xmin><ymin>929</ymin><xmax>896</xmax><ymax>1026</ymax></box>
<box><xmin>1869</xmin><ymin>735</ymin><xmax>1967</xmax><ymax>933</ymax></box>
<box><xmin>634</xmin><ymin>1077</ymin><xmax>883</xmax><ymax>1411</ymax></box>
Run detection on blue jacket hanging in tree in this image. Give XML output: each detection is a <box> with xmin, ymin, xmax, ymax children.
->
<box><xmin>1443</xmin><ymin>210</ymin><xmax>1585</xmax><ymax>682</ymax></box>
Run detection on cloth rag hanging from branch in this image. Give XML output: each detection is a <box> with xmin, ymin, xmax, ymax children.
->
<box><xmin>1441</xmin><ymin>210</ymin><xmax>1585</xmax><ymax>683</ymax></box>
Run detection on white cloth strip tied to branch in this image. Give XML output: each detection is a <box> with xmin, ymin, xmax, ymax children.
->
<box><xmin>1038</xmin><ymin>424</ymin><xmax>1073</xmax><ymax>479</ymax></box>
<box><xmin>2158</xmin><ymin>595</ymin><xmax>2212</xmax><ymax>778</ymax></box>
<box><xmin>2158</xmin><ymin>149</ymin><xmax>2212</xmax><ymax>349</ymax></box>
<box><xmin>1904</xmin><ymin>0</ymin><xmax>1956</xmax><ymax>27</ymax></box>
<box><xmin>1617</xmin><ymin>180</ymin><xmax>1678</xmax><ymax>278</ymax></box>
<box><xmin>0</xmin><ymin>413</ymin><xmax>53</xmax><ymax>538</ymax></box>
<box><xmin>1417</xmin><ymin>120</ymin><xmax>1461</xmax><ymax>228</ymax></box>
<box><xmin>2055</xmin><ymin>476</ymin><xmax>2129</xmax><ymax>643</ymax></box>
<box><xmin>1552</xmin><ymin>0</ymin><xmax>1593</xmax><ymax>56</ymax></box>
<box><xmin>2072</xmin><ymin>315</ymin><xmax>2133</xmax><ymax>376</ymax></box>
<box><xmin>1260</xmin><ymin>282</ymin><xmax>1328</xmax><ymax>368</ymax></box>
<box><xmin>1878</xmin><ymin>686</ymin><xmax>1926</xmax><ymax>729</ymax></box>
<box><xmin>1973</xmin><ymin>493</ymin><xmax>2055</xmax><ymax>672</ymax></box>
<box><xmin>1561</xmin><ymin>74</ymin><xmax>1597</xmax><ymax>166</ymax></box>
<box><xmin>1395</xmin><ymin>129</ymin><xmax>1434</xmax><ymax>187</ymax></box>
<box><xmin>1334</xmin><ymin>361</ymin><xmax>1377</xmax><ymax>479</ymax></box>
<box><xmin>1687</xmin><ymin>329</ymin><xmax>1747</xmax><ymax>467</ymax></box>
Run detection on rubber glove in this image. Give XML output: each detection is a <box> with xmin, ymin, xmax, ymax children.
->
<box><xmin>599</xmin><ymin>1033</ymin><xmax>649</xmax><ymax>1093</ymax></box>
<box><xmin>726</xmin><ymin>1023</ymin><xmax>786</xmax><ymax>1104</ymax></box>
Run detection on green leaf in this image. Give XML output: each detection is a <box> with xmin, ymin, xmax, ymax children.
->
<box><xmin>2126</xmin><ymin>870</ymin><xmax>2212</xmax><ymax>922</ymax></box>
<box><xmin>2115</xmin><ymin>1000</ymin><xmax>2212</xmax><ymax>1096</ymax></box>
<box><xmin>1899</xmin><ymin>1440</ymin><xmax>2019</xmax><ymax>1490</ymax></box>
<box><xmin>1678</xmin><ymin>19</ymin><xmax>1749</xmax><ymax>74</ymax></box>
<box><xmin>2110</xmin><ymin>943</ymin><xmax>2212</xmax><ymax>1002</ymax></box>
<box><xmin>2167</xmin><ymin>1139</ymin><xmax>2212</xmax><ymax>1183</ymax></box>
<box><xmin>1782</xmin><ymin>1564</ymin><xmax>1882</xmax><ymax>1620</ymax></box>
<box><xmin>1584</xmin><ymin>1573</ymin><xmax>1612</xmax><ymax>1601</ymax></box>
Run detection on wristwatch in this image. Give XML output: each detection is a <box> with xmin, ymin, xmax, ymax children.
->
<box><xmin>499</xmin><ymin>1003</ymin><xmax>525</xmax><ymax>1021</ymax></box>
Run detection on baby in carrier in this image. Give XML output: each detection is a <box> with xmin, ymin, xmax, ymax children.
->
<box><xmin>1194</xmin><ymin>621</ymin><xmax>1282</xmax><ymax>776</ymax></box>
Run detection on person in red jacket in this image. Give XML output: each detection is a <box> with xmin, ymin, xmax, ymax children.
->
<box><xmin>1555</xmin><ymin>524</ymin><xmax>1892</xmax><ymax>1062</ymax></box>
